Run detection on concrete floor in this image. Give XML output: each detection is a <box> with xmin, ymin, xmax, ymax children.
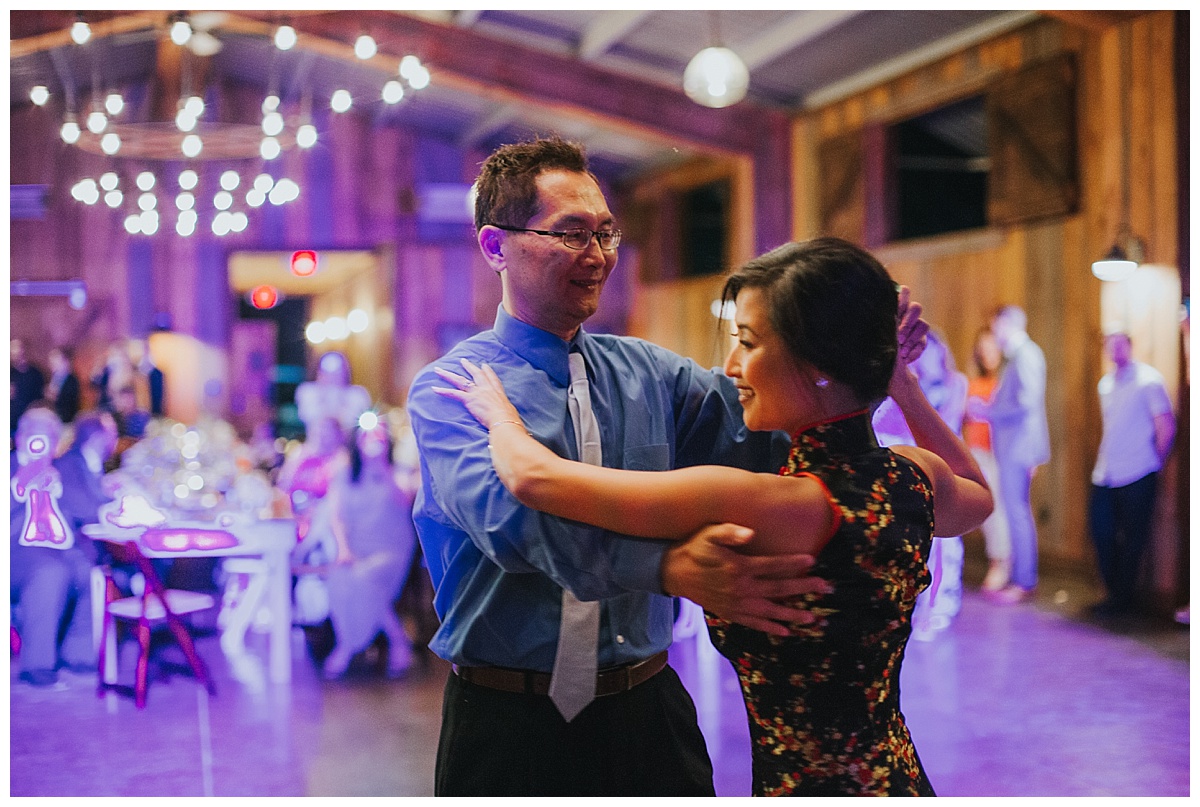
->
<box><xmin>10</xmin><ymin>561</ymin><xmax>1189</xmax><ymax>797</ymax></box>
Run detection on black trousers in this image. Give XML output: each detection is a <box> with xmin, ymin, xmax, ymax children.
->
<box><xmin>1089</xmin><ymin>472</ymin><xmax>1159</xmax><ymax>610</ymax></box>
<box><xmin>435</xmin><ymin>663</ymin><xmax>715</xmax><ymax>796</ymax></box>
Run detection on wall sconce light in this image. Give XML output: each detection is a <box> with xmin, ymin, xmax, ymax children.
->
<box><xmin>1091</xmin><ymin>232</ymin><xmax>1143</xmax><ymax>282</ymax></box>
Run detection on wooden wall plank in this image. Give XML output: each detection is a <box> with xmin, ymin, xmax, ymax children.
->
<box><xmin>769</xmin><ymin>11</ymin><xmax>1182</xmax><ymax>608</ymax></box>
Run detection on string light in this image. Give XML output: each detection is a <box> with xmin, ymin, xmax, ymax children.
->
<box><xmin>354</xmin><ymin>34</ymin><xmax>377</xmax><ymax>60</ymax></box>
<box><xmin>274</xmin><ymin>25</ymin><xmax>297</xmax><ymax>51</ymax></box>
<box><xmin>70</xmin><ymin>19</ymin><xmax>91</xmax><ymax>45</ymax></box>
<box><xmin>54</xmin><ymin>18</ymin><xmax>429</xmax><ymax>239</ymax></box>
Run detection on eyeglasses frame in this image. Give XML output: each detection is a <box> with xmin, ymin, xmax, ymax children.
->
<box><xmin>486</xmin><ymin>223</ymin><xmax>621</xmax><ymax>252</ymax></box>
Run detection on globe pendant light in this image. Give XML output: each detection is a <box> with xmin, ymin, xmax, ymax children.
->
<box><xmin>684</xmin><ymin>46</ymin><xmax>748</xmax><ymax>108</ymax></box>
<box><xmin>684</xmin><ymin>12</ymin><xmax>749</xmax><ymax>109</ymax></box>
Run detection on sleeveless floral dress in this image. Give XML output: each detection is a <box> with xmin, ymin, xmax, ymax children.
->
<box><xmin>707</xmin><ymin>410</ymin><xmax>937</xmax><ymax>796</ymax></box>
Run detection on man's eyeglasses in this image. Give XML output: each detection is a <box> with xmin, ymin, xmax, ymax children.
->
<box><xmin>488</xmin><ymin>224</ymin><xmax>621</xmax><ymax>252</ymax></box>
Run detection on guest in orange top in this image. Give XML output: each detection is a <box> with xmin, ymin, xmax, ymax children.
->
<box><xmin>964</xmin><ymin>327</ymin><xmax>1011</xmax><ymax>591</ymax></box>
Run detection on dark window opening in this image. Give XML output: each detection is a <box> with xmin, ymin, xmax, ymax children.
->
<box><xmin>680</xmin><ymin>179</ymin><xmax>730</xmax><ymax>277</ymax></box>
<box><xmin>892</xmin><ymin>95</ymin><xmax>988</xmax><ymax>240</ymax></box>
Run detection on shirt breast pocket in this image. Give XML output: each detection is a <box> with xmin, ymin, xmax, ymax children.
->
<box><xmin>624</xmin><ymin>444</ymin><xmax>669</xmax><ymax>472</ymax></box>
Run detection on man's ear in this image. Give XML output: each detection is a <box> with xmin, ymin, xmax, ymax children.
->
<box><xmin>478</xmin><ymin>226</ymin><xmax>506</xmax><ymax>272</ymax></box>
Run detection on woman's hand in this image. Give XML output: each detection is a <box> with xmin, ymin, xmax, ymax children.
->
<box><xmin>896</xmin><ymin>285</ymin><xmax>929</xmax><ymax>365</ymax></box>
<box><xmin>434</xmin><ymin>359</ymin><xmax>525</xmax><ymax>433</ymax></box>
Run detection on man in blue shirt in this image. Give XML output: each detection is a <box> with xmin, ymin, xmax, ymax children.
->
<box><xmin>408</xmin><ymin>137</ymin><xmax>914</xmax><ymax>795</ymax></box>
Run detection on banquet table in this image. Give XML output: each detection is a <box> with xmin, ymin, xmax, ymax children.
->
<box><xmin>83</xmin><ymin>516</ymin><xmax>296</xmax><ymax>686</ymax></box>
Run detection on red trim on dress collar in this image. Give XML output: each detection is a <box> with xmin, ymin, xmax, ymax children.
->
<box><xmin>790</xmin><ymin>408</ymin><xmax>871</xmax><ymax>439</ymax></box>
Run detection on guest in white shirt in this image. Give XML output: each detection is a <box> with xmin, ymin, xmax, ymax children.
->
<box><xmin>1088</xmin><ymin>330</ymin><xmax>1175</xmax><ymax>616</ymax></box>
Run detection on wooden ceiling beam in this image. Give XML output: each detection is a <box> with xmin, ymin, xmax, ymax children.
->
<box><xmin>231</xmin><ymin>9</ymin><xmax>787</xmax><ymax>157</ymax></box>
<box><xmin>738</xmin><ymin>10</ymin><xmax>864</xmax><ymax>71</ymax></box>
<box><xmin>1038</xmin><ymin>10</ymin><xmax>1150</xmax><ymax>32</ymax></box>
<box><xmin>10</xmin><ymin>11</ymin><xmax>169</xmax><ymax>58</ymax></box>
<box><xmin>578</xmin><ymin>11</ymin><xmax>653</xmax><ymax>61</ymax></box>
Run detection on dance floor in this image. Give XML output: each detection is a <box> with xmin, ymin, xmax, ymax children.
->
<box><xmin>9</xmin><ymin>562</ymin><xmax>1189</xmax><ymax>798</ymax></box>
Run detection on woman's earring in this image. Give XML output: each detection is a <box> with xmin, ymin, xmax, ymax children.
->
<box><xmin>815</xmin><ymin>377</ymin><xmax>830</xmax><ymax>388</ymax></box>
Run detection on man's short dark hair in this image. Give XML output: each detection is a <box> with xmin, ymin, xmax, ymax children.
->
<box><xmin>473</xmin><ymin>136</ymin><xmax>595</xmax><ymax>232</ymax></box>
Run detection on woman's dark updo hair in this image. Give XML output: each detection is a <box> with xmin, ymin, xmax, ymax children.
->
<box><xmin>721</xmin><ymin>237</ymin><xmax>899</xmax><ymax>403</ymax></box>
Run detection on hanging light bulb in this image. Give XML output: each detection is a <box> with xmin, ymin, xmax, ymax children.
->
<box><xmin>105</xmin><ymin>92</ymin><xmax>124</xmax><ymax>115</ymax></box>
<box><xmin>684</xmin><ymin>46</ymin><xmax>749</xmax><ymax>109</ymax></box>
<box><xmin>355</xmin><ymin>34</ymin><xmax>377</xmax><ymax>60</ymax></box>
<box><xmin>331</xmin><ymin>90</ymin><xmax>352</xmax><ymax>113</ymax></box>
<box><xmin>175</xmin><ymin>107</ymin><xmax>197</xmax><ymax>132</ymax></box>
<box><xmin>275</xmin><ymin>25</ymin><xmax>297</xmax><ymax>51</ymax></box>
<box><xmin>683</xmin><ymin>12</ymin><xmax>748</xmax><ymax>109</ymax></box>
<box><xmin>87</xmin><ymin>111</ymin><xmax>108</xmax><ymax>133</ymax></box>
<box><xmin>399</xmin><ymin>55</ymin><xmax>422</xmax><ymax>80</ymax></box>
<box><xmin>140</xmin><ymin>210</ymin><xmax>160</xmax><ymax>235</ymax></box>
<box><xmin>61</xmin><ymin>119</ymin><xmax>82</xmax><ymax>144</ymax></box>
<box><xmin>382</xmin><ymin>80</ymin><xmax>404</xmax><ymax>104</ymax></box>
<box><xmin>170</xmin><ymin>18</ymin><xmax>193</xmax><ymax>46</ymax></box>
<box><xmin>182</xmin><ymin>134</ymin><xmax>203</xmax><ymax>158</ymax></box>
<box><xmin>70</xmin><ymin>19</ymin><xmax>91</xmax><ymax>45</ymax></box>
<box><xmin>177</xmin><ymin>210</ymin><xmax>198</xmax><ymax>237</ymax></box>
<box><xmin>260</xmin><ymin>137</ymin><xmax>281</xmax><ymax>160</ymax></box>
<box><xmin>297</xmin><ymin>123</ymin><xmax>318</xmax><ymax>149</ymax></box>
<box><xmin>100</xmin><ymin>132</ymin><xmax>121</xmax><ymax>155</ymax></box>
<box><xmin>262</xmin><ymin>111</ymin><xmax>284</xmax><ymax>137</ymax></box>
<box><xmin>30</xmin><ymin>86</ymin><xmax>49</xmax><ymax>106</ymax></box>
<box><xmin>408</xmin><ymin>65</ymin><xmax>430</xmax><ymax>90</ymax></box>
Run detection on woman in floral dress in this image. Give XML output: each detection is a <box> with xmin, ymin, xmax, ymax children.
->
<box><xmin>437</xmin><ymin>237</ymin><xmax>992</xmax><ymax>796</ymax></box>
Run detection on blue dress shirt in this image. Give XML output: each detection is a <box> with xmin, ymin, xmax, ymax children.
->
<box><xmin>407</xmin><ymin>306</ymin><xmax>786</xmax><ymax>671</ymax></box>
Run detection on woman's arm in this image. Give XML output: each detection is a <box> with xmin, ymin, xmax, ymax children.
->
<box><xmin>435</xmin><ymin>360</ymin><xmax>835</xmax><ymax>555</ymax></box>
<box><xmin>887</xmin><ymin>362</ymin><xmax>993</xmax><ymax>537</ymax></box>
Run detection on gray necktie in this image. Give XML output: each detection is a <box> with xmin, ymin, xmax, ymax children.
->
<box><xmin>549</xmin><ymin>351</ymin><xmax>602</xmax><ymax>722</ymax></box>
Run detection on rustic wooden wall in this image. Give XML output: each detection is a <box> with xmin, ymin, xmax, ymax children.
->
<box><xmin>627</xmin><ymin>11</ymin><xmax>1186</xmax><ymax>610</ymax></box>
<box><xmin>795</xmin><ymin>12</ymin><xmax>1184</xmax><ymax>608</ymax></box>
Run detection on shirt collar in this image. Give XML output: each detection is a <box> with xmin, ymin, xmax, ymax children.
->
<box><xmin>1003</xmin><ymin>330</ymin><xmax>1030</xmax><ymax>358</ymax></box>
<box><xmin>493</xmin><ymin>306</ymin><xmax>592</xmax><ymax>388</ymax></box>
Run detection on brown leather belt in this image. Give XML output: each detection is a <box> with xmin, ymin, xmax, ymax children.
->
<box><xmin>453</xmin><ymin>650</ymin><xmax>668</xmax><ymax>698</ymax></box>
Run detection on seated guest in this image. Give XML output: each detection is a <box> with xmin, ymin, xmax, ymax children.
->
<box><xmin>10</xmin><ymin>408</ymin><xmax>95</xmax><ymax>686</ymax></box>
<box><xmin>46</xmin><ymin>347</ymin><xmax>81</xmax><ymax>425</ymax></box>
<box><xmin>280</xmin><ymin>416</ymin><xmax>347</xmax><ymax>556</ymax></box>
<box><xmin>320</xmin><ymin>423</ymin><xmax>418</xmax><ymax>680</ymax></box>
<box><xmin>54</xmin><ymin>411</ymin><xmax>118</xmax><ymax>560</ymax></box>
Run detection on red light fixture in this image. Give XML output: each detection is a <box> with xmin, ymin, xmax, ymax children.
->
<box><xmin>290</xmin><ymin>249</ymin><xmax>318</xmax><ymax>277</ymax></box>
<box><xmin>249</xmin><ymin>284</ymin><xmax>279</xmax><ymax>309</ymax></box>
